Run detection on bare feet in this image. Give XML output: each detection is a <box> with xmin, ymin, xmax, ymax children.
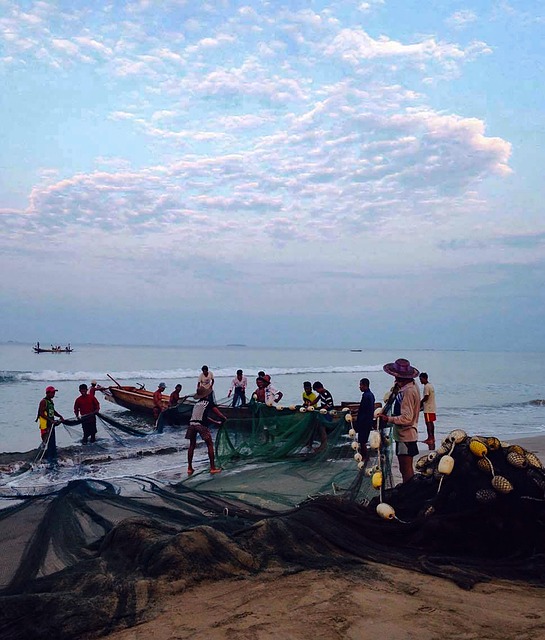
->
<box><xmin>422</xmin><ymin>438</ymin><xmax>435</xmax><ymax>450</ymax></box>
<box><xmin>187</xmin><ymin>467</ymin><xmax>194</xmax><ymax>475</ymax></box>
<box><xmin>210</xmin><ymin>468</ymin><xmax>222</xmax><ymax>474</ymax></box>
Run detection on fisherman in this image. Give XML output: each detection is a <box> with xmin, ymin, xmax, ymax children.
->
<box><xmin>379</xmin><ymin>358</ymin><xmax>421</xmax><ymax>483</ymax></box>
<box><xmin>263</xmin><ymin>374</ymin><xmax>283</xmax><ymax>406</ymax></box>
<box><xmin>89</xmin><ymin>380</ymin><xmax>104</xmax><ymax>397</ymax></box>
<box><xmin>419</xmin><ymin>372</ymin><xmax>437</xmax><ymax>450</ymax></box>
<box><xmin>74</xmin><ymin>383</ymin><xmax>100</xmax><ymax>444</ymax></box>
<box><xmin>197</xmin><ymin>365</ymin><xmax>215</xmax><ymax>402</ymax></box>
<box><xmin>302</xmin><ymin>381</ymin><xmax>317</xmax><ymax>407</ymax></box>
<box><xmin>355</xmin><ymin>378</ymin><xmax>375</xmax><ymax>460</ymax></box>
<box><xmin>312</xmin><ymin>381</ymin><xmax>334</xmax><ymax>410</ymax></box>
<box><xmin>169</xmin><ymin>383</ymin><xmax>183</xmax><ymax>407</ymax></box>
<box><xmin>311</xmin><ymin>381</ymin><xmax>334</xmax><ymax>452</ymax></box>
<box><xmin>228</xmin><ymin>369</ymin><xmax>247</xmax><ymax>407</ymax></box>
<box><xmin>186</xmin><ymin>387</ymin><xmax>225</xmax><ymax>475</ymax></box>
<box><xmin>253</xmin><ymin>376</ymin><xmax>266</xmax><ymax>403</ymax></box>
<box><xmin>36</xmin><ymin>386</ymin><xmax>64</xmax><ymax>463</ymax></box>
<box><xmin>153</xmin><ymin>382</ymin><xmax>167</xmax><ymax>422</ymax></box>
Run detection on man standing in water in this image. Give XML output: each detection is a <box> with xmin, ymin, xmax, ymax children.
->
<box><xmin>74</xmin><ymin>383</ymin><xmax>100</xmax><ymax>444</ymax></box>
<box><xmin>37</xmin><ymin>386</ymin><xmax>64</xmax><ymax>463</ymax></box>
<box><xmin>153</xmin><ymin>382</ymin><xmax>167</xmax><ymax>422</ymax></box>
<box><xmin>419</xmin><ymin>372</ymin><xmax>436</xmax><ymax>450</ymax></box>
<box><xmin>186</xmin><ymin>387</ymin><xmax>226</xmax><ymax>475</ymax></box>
<box><xmin>228</xmin><ymin>369</ymin><xmax>247</xmax><ymax>407</ymax></box>
<box><xmin>379</xmin><ymin>358</ymin><xmax>421</xmax><ymax>483</ymax></box>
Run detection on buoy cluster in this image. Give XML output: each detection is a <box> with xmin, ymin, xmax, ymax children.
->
<box><xmin>374</xmin><ymin>429</ymin><xmax>545</xmax><ymax>522</ymax></box>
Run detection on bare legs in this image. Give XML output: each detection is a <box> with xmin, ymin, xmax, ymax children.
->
<box><xmin>397</xmin><ymin>454</ymin><xmax>415</xmax><ymax>483</ymax></box>
<box><xmin>187</xmin><ymin>436</ymin><xmax>220</xmax><ymax>474</ymax></box>
<box><xmin>422</xmin><ymin>419</ymin><xmax>435</xmax><ymax>450</ymax></box>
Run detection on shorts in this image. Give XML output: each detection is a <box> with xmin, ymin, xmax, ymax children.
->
<box><xmin>185</xmin><ymin>422</ymin><xmax>212</xmax><ymax>441</ymax></box>
<box><xmin>396</xmin><ymin>441</ymin><xmax>419</xmax><ymax>457</ymax></box>
<box><xmin>424</xmin><ymin>413</ymin><xmax>436</xmax><ymax>422</ymax></box>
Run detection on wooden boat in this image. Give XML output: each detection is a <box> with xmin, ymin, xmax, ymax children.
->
<box><xmin>101</xmin><ymin>385</ymin><xmax>172</xmax><ymax>414</ymax></box>
<box><xmin>102</xmin><ymin>376</ymin><xmax>360</xmax><ymax>428</ymax></box>
<box><xmin>33</xmin><ymin>346</ymin><xmax>74</xmax><ymax>353</ymax></box>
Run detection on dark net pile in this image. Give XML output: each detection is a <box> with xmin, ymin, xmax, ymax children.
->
<box><xmin>0</xmin><ymin>424</ymin><xmax>544</xmax><ymax>640</ymax></box>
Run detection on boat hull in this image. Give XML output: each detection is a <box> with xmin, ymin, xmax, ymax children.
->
<box><xmin>103</xmin><ymin>386</ymin><xmax>170</xmax><ymax>414</ymax></box>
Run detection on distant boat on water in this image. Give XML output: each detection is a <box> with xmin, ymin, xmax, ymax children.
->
<box><xmin>33</xmin><ymin>343</ymin><xmax>73</xmax><ymax>353</ymax></box>
<box><xmin>350</xmin><ymin>349</ymin><xmax>362</xmax><ymax>352</ymax></box>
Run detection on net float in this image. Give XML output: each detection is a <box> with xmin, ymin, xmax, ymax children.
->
<box><xmin>307</xmin><ymin>406</ymin><xmax>314</xmax><ymax>412</ymax></box>
<box><xmin>477</xmin><ymin>457</ymin><xmax>494</xmax><ymax>475</ymax></box>
<box><xmin>348</xmin><ymin>428</ymin><xmax>356</xmax><ymax>438</ymax></box>
<box><xmin>491</xmin><ymin>475</ymin><xmax>513</xmax><ymax>494</ymax></box>
<box><xmin>446</xmin><ymin>429</ymin><xmax>467</xmax><ymax>444</ymax></box>
<box><xmin>320</xmin><ymin>408</ymin><xmax>328</xmax><ymax>414</ymax></box>
<box><xmin>299</xmin><ymin>407</ymin><xmax>307</xmax><ymax>413</ymax></box>
<box><xmin>376</xmin><ymin>503</ymin><xmax>395</xmax><ymax>520</ymax></box>
<box><xmin>506</xmin><ymin>444</ymin><xmax>525</xmax><ymax>455</ymax></box>
<box><xmin>354</xmin><ymin>452</ymin><xmax>363</xmax><ymax>463</ymax></box>
<box><xmin>506</xmin><ymin>451</ymin><xmax>527</xmax><ymax>468</ymax></box>
<box><xmin>469</xmin><ymin>439</ymin><xmax>488</xmax><ymax>458</ymax></box>
<box><xmin>369</xmin><ymin>430</ymin><xmax>381</xmax><ymax>449</ymax></box>
<box><xmin>288</xmin><ymin>405</ymin><xmax>296</xmax><ymax>411</ymax></box>
<box><xmin>357</xmin><ymin>460</ymin><xmax>365</xmax><ymax>470</ymax></box>
<box><xmin>525</xmin><ymin>452</ymin><xmax>543</xmax><ymax>469</ymax></box>
<box><xmin>351</xmin><ymin>441</ymin><xmax>359</xmax><ymax>451</ymax></box>
<box><xmin>476</xmin><ymin>488</ymin><xmax>497</xmax><ymax>504</ymax></box>
<box><xmin>372</xmin><ymin>471</ymin><xmax>383</xmax><ymax>488</ymax></box>
<box><xmin>486</xmin><ymin>437</ymin><xmax>501</xmax><ymax>451</ymax></box>
<box><xmin>275</xmin><ymin>405</ymin><xmax>284</xmax><ymax>411</ymax></box>
<box><xmin>438</xmin><ymin>455</ymin><xmax>455</xmax><ymax>475</ymax></box>
<box><xmin>416</xmin><ymin>455</ymin><xmax>429</xmax><ymax>470</ymax></box>
<box><xmin>345</xmin><ymin>413</ymin><xmax>353</xmax><ymax>422</ymax></box>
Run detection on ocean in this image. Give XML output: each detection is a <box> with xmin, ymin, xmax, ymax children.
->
<box><xmin>1</xmin><ymin>343</ymin><xmax>544</xmax><ymax>492</ymax></box>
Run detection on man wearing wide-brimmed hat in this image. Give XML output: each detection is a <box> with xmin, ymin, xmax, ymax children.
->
<box><xmin>379</xmin><ymin>358</ymin><xmax>421</xmax><ymax>483</ymax></box>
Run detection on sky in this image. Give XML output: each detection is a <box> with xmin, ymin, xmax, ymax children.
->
<box><xmin>1</xmin><ymin>0</ymin><xmax>544</xmax><ymax>351</ymax></box>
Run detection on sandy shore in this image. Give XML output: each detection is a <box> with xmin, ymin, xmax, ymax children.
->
<box><xmin>98</xmin><ymin>434</ymin><xmax>545</xmax><ymax>640</ymax></box>
<box><xmin>104</xmin><ymin>564</ymin><xmax>545</xmax><ymax>640</ymax></box>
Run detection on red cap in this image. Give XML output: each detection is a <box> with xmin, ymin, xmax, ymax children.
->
<box><xmin>45</xmin><ymin>386</ymin><xmax>58</xmax><ymax>393</ymax></box>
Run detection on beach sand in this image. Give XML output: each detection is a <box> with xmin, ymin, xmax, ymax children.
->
<box><xmin>102</xmin><ymin>435</ymin><xmax>545</xmax><ymax>640</ymax></box>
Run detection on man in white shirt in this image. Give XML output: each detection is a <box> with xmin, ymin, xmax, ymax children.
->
<box><xmin>197</xmin><ymin>365</ymin><xmax>215</xmax><ymax>401</ymax></box>
<box><xmin>419</xmin><ymin>372</ymin><xmax>436</xmax><ymax>450</ymax></box>
<box><xmin>228</xmin><ymin>369</ymin><xmax>247</xmax><ymax>407</ymax></box>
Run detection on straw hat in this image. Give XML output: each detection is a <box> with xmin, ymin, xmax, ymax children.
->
<box><xmin>383</xmin><ymin>358</ymin><xmax>419</xmax><ymax>379</ymax></box>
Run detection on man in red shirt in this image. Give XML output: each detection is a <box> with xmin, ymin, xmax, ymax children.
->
<box><xmin>74</xmin><ymin>383</ymin><xmax>100</xmax><ymax>444</ymax></box>
<box><xmin>153</xmin><ymin>382</ymin><xmax>167</xmax><ymax>422</ymax></box>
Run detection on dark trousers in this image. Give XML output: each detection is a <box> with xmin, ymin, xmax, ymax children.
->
<box><xmin>232</xmin><ymin>387</ymin><xmax>246</xmax><ymax>407</ymax></box>
<box><xmin>81</xmin><ymin>416</ymin><xmax>97</xmax><ymax>442</ymax></box>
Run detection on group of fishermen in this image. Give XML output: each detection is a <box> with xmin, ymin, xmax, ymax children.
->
<box><xmin>37</xmin><ymin>357</ymin><xmax>436</xmax><ymax>482</ymax></box>
<box><xmin>36</xmin><ymin>381</ymin><xmax>101</xmax><ymax>463</ymax></box>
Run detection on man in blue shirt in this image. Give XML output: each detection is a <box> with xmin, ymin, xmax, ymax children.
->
<box><xmin>356</xmin><ymin>378</ymin><xmax>375</xmax><ymax>459</ymax></box>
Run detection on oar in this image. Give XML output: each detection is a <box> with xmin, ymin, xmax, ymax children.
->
<box><xmin>107</xmin><ymin>373</ymin><xmax>122</xmax><ymax>387</ymax></box>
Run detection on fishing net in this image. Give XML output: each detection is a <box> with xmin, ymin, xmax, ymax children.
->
<box><xmin>0</xmin><ymin>412</ymin><xmax>544</xmax><ymax>640</ymax></box>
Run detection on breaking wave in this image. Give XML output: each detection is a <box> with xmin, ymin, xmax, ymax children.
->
<box><xmin>1</xmin><ymin>364</ymin><xmax>384</xmax><ymax>384</ymax></box>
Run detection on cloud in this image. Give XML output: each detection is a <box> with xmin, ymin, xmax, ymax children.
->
<box><xmin>446</xmin><ymin>10</ymin><xmax>478</xmax><ymax>29</ymax></box>
<box><xmin>0</xmin><ymin>0</ymin><xmax>541</xmax><ymax>348</ymax></box>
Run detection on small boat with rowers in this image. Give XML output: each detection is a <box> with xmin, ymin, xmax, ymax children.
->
<box><xmin>33</xmin><ymin>343</ymin><xmax>73</xmax><ymax>353</ymax></box>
